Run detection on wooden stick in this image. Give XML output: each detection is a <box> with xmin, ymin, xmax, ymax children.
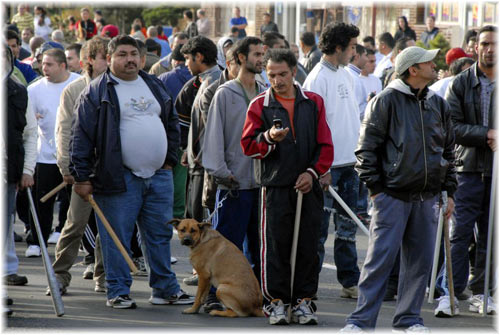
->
<box><xmin>88</xmin><ymin>195</ymin><xmax>139</xmax><ymax>274</ymax></box>
<box><xmin>40</xmin><ymin>182</ymin><xmax>67</xmax><ymax>203</ymax></box>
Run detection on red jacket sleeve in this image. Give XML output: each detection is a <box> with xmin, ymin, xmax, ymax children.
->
<box><xmin>240</xmin><ymin>95</ymin><xmax>276</xmax><ymax>159</ymax></box>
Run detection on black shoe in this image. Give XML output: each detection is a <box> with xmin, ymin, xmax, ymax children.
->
<box><xmin>13</xmin><ymin>232</ymin><xmax>22</xmax><ymax>242</ymax></box>
<box><xmin>4</xmin><ymin>274</ymin><xmax>28</xmax><ymax>286</ymax></box>
<box><xmin>311</xmin><ymin>293</ymin><xmax>318</xmax><ymax>301</ymax></box>
<box><xmin>5</xmin><ymin>297</ymin><xmax>13</xmax><ymax>305</ymax></box>
<box><xmin>203</xmin><ymin>293</ymin><xmax>224</xmax><ymax>313</ymax></box>
<box><xmin>456</xmin><ymin>291</ymin><xmax>471</xmax><ymax>301</ymax></box>
<box><xmin>383</xmin><ymin>289</ymin><xmax>396</xmax><ymax>301</ymax></box>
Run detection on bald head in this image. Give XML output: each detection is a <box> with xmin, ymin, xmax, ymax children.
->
<box><xmin>29</xmin><ymin>36</ymin><xmax>45</xmax><ymax>55</ymax></box>
<box><xmin>147</xmin><ymin>26</ymin><xmax>158</xmax><ymax>38</ymax></box>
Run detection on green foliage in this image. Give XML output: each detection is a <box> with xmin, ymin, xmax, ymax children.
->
<box><xmin>427</xmin><ymin>33</ymin><xmax>451</xmax><ymax>72</ymax></box>
<box><xmin>142</xmin><ymin>6</ymin><xmax>191</xmax><ymax>28</ymax></box>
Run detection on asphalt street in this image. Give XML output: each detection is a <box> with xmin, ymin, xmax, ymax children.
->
<box><xmin>5</xmin><ymin>213</ymin><xmax>497</xmax><ymax>333</ymax></box>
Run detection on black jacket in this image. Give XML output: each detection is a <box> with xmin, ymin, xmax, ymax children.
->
<box><xmin>7</xmin><ymin>77</ymin><xmax>27</xmax><ymax>184</ymax></box>
<box><xmin>175</xmin><ymin>76</ymin><xmax>201</xmax><ymax>149</ymax></box>
<box><xmin>355</xmin><ymin>79</ymin><xmax>457</xmax><ymax>201</ymax></box>
<box><xmin>394</xmin><ymin>28</ymin><xmax>417</xmax><ymax>41</ymax></box>
<box><xmin>70</xmin><ymin>69</ymin><xmax>180</xmax><ymax>194</ymax></box>
<box><xmin>302</xmin><ymin>45</ymin><xmax>322</xmax><ymax>74</ymax></box>
<box><xmin>445</xmin><ymin>63</ymin><xmax>495</xmax><ymax>177</ymax></box>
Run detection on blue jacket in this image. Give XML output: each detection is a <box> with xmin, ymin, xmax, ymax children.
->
<box><xmin>158</xmin><ymin>65</ymin><xmax>192</xmax><ymax>100</ymax></box>
<box><xmin>70</xmin><ymin>69</ymin><xmax>180</xmax><ymax>194</ymax></box>
<box><xmin>15</xmin><ymin>59</ymin><xmax>38</xmax><ymax>84</ymax></box>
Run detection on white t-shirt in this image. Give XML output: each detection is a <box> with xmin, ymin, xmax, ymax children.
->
<box><xmin>110</xmin><ymin>73</ymin><xmax>168</xmax><ymax>179</ymax></box>
<box><xmin>429</xmin><ymin>76</ymin><xmax>454</xmax><ymax>98</ymax></box>
<box><xmin>374</xmin><ymin>52</ymin><xmax>393</xmax><ymax>78</ymax></box>
<box><xmin>34</xmin><ymin>16</ymin><xmax>52</xmax><ymax>41</ymax></box>
<box><xmin>28</xmin><ymin>72</ymin><xmax>80</xmax><ymax>164</ymax></box>
<box><xmin>360</xmin><ymin>74</ymin><xmax>383</xmax><ymax>96</ymax></box>
<box><xmin>303</xmin><ymin>60</ymin><xmax>360</xmax><ymax>167</ymax></box>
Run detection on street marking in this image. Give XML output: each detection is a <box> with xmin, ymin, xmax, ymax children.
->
<box><xmin>323</xmin><ymin>262</ymin><xmax>337</xmax><ymax>270</ymax></box>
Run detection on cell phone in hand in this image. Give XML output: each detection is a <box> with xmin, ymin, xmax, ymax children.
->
<box><xmin>273</xmin><ymin>118</ymin><xmax>283</xmax><ymax>130</ymax></box>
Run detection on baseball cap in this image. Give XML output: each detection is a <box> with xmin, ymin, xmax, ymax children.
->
<box><xmin>101</xmin><ymin>25</ymin><xmax>119</xmax><ymax>38</ymax></box>
<box><xmin>35</xmin><ymin>41</ymin><xmax>65</xmax><ymax>58</ymax></box>
<box><xmin>445</xmin><ymin>47</ymin><xmax>469</xmax><ymax>65</ymax></box>
<box><xmin>394</xmin><ymin>46</ymin><xmax>439</xmax><ymax>75</ymax></box>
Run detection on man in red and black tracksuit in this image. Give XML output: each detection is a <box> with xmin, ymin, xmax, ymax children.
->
<box><xmin>241</xmin><ymin>48</ymin><xmax>333</xmax><ymax>325</ymax></box>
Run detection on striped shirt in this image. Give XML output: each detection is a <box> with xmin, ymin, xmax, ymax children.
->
<box><xmin>11</xmin><ymin>13</ymin><xmax>34</xmax><ymax>31</ymax></box>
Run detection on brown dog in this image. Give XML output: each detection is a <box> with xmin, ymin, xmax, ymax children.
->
<box><xmin>168</xmin><ymin>218</ymin><xmax>263</xmax><ymax>317</ymax></box>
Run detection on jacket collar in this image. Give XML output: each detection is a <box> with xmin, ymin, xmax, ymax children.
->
<box><xmin>307</xmin><ymin>45</ymin><xmax>319</xmax><ymax>58</ymax></box>
<box><xmin>387</xmin><ymin>79</ymin><xmax>435</xmax><ymax>100</ymax></box>
<box><xmin>471</xmin><ymin>62</ymin><xmax>483</xmax><ymax>88</ymax></box>
<box><xmin>263</xmin><ymin>82</ymin><xmax>309</xmax><ymax>107</ymax></box>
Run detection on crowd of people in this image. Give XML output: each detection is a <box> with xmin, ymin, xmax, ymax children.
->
<box><xmin>4</xmin><ymin>3</ymin><xmax>497</xmax><ymax>331</ymax></box>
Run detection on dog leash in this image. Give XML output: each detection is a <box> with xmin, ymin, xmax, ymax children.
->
<box><xmin>203</xmin><ymin>189</ymin><xmax>238</xmax><ymax>224</ymax></box>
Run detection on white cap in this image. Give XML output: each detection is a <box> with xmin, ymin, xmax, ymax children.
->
<box><xmin>395</xmin><ymin>46</ymin><xmax>439</xmax><ymax>75</ymax></box>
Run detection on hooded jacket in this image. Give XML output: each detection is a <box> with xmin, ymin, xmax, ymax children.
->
<box><xmin>355</xmin><ymin>79</ymin><xmax>457</xmax><ymax>201</ymax></box>
<box><xmin>202</xmin><ymin>79</ymin><xmax>265</xmax><ymax>190</ymax></box>
<box><xmin>445</xmin><ymin>63</ymin><xmax>495</xmax><ymax>177</ymax></box>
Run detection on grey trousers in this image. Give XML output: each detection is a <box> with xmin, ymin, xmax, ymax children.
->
<box><xmin>52</xmin><ymin>187</ymin><xmax>105</xmax><ymax>287</ymax></box>
<box><xmin>346</xmin><ymin>192</ymin><xmax>438</xmax><ymax>329</ymax></box>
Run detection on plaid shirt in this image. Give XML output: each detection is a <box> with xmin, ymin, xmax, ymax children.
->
<box><xmin>478</xmin><ymin>72</ymin><xmax>495</xmax><ymax>127</ymax></box>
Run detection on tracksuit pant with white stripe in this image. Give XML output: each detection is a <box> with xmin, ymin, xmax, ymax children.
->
<box><xmin>260</xmin><ymin>182</ymin><xmax>323</xmax><ymax>306</ymax></box>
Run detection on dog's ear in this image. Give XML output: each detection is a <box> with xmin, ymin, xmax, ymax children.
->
<box><xmin>198</xmin><ymin>221</ymin><xmax>212</xmax><ymax>230</ymax></box>
<box><xmin>167</xmin><ymin>218</ymin><xmax>181</xmax><ymax>229</ymax></box>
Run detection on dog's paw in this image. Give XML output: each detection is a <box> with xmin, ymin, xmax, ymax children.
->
<box><xmin>182</xmin><ymin>307</ymin><xmax>199</xmax><ymax>314</ymax></box>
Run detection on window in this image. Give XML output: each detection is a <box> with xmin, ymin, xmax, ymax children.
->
<box><xmin>483</xmin><ymin>2</ymin><xmax>496</xmax><ymax>23</ymax></box>
<box><xmin>441</xmin><ymin>3</ymin><xmax>459</xmax><ymax>22</ymax></box>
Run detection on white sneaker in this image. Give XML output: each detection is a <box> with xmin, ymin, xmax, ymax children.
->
<box><xmin>340</xmin><ymin>324</ymin><xmax>364</xmax><ymax>333</ymax></box>
<box><xmin>405</xmin><ymin>324</ymin><xmax>430</xmax><ymax>333</ymax></box>
<box><xmin>469</xmin><ymin>294</ymin><xmax>497</xmax><ymax>315</ymax></box>
<box><xmin>291</xmin><ymin>298</ymin><xmax>317</xmax><ymax>325</ymax></box>
<box><xmin>434</xmin><ymin>295</ymin><xmax>460</xmax><ymax>317</ymax></box>
<box><xmin>47</xmin><ymin>232</ymin><xmax>60</xmax><ymax>244</ymax></box>
<box><xmin>171</xmin><ymin>256</ymin><xmax>178</xmax><ymax>264</ymax></box>
<box><xmin>265</xmin><ymin>299</ymin><xmax>289</xmax><ymax>325</ymax></box>
<box><xmin>25</xmin><ymin>245</ymin><xmax>41</xmax><ymax>257</ymax></box>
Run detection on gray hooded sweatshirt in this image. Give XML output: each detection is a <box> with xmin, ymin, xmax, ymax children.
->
<box><xmin>202</xmin><ymin>79</ymin><xmax>265</xmax><ymax>190</ymax></box>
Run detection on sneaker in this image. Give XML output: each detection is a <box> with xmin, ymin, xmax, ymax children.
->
<box><xmin>265</xmin><ymin>299</ymin><xmax>289</xmax><ymax>325</ymax></box>
<box><xmin>405</xmin><ymin>324</ymin><xmax>430</xmax><ymax>333</ymax></box>
<box><xmin>83</xmin><ymin>264</ymin><xmax>94</xmax><ymax>280</ymax></box>
<box><xmin>25</xmin><ymin>245</ymin><xmax>41</xmax><ymax>257</ymax></box>
<box><xmin>4</xmin><ymin>274</ymin><xmax>28</xmax><ymax>286</ymax></box>
<box><xmin>469</xmin><ymin>294</ymin><xmax>496</xmax><ymax>315</ymax></box>
<box><xmin>183</xmin><ymin>274</ymin><xmax>198</xmax><ymax>286</ymax></box>
<box><xmin>106</xmin><ymin>295</ymin><xmax>136</xmax><ymax>309</ymax></box>
<box><xmin>148</xmin><ymin>289</ymin><xmax>195</xmax><ymax>305</ymax></box>
<box><xmin>340</xmin><ymin>324</ymin><xmax>364</xmax><ymax>333</ymax></box>
<box><xmin>434</xmin><ymin>295</ymin><xmax>460</xmax><ymax>317</ymax></box>
<box><xmin>171</xmin><ymin>256</ymin><xmax>178</xmax><ymax>264</ymax></box>
<box><xmin>341</xmin><ymin>286</ymin><xmax>358</xmax><ymax>299</ymax></box>
<box><xmin>4</xmin><ymin>307</ymin><xmax>13</xmax><ymax>317</ymax></box>
<box><xmin>132</xmin><ymin>257</ymin><xmax>148</xmax><ymax>277</ymax></box>
<box><xmin>45</xmin><ymin>281</ymin><xmax>67</xmax><ymax>296</ymax></box>
<box><xmin>47</xmin><ymin>231</ymin><xmax>61</xmax><ymax>244</ymax></box>
<box><xmin>202</xmin><ymin>292</ymin><xmax>224</xmax><ymax>313</ymax></box>
<box><xmin>291</xmin><ymin>298</ymin><xmax>318</xmax><ymax>325</ymax></box>
<box><xmin>94</xmin><ymin>281</ymin><xmax>106</xmax><ymax>293</ymax></box>
<box><xmin>5</xmin><ymin>297</ymin><xmax>13</xmax><ymax>306</ymax></box>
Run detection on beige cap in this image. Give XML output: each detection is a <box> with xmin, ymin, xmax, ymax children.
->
<box><xmin>395</xmin><ymin>46</ymin><xmax>439</xmax><ymax>75</ymax></box>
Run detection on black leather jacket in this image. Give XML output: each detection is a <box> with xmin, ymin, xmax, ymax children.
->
<box><xmin>355</xmin><ymin>79</ymin><xmax>457</xmax><ymax>201</ymax></box>
<box><xmin>445</xmin><ymin>63</ymin><xmax>495</xmax><ymax>177</ymax></box>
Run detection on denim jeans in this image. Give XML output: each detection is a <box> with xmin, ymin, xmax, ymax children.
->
<box><xmin>94</xmin><ymin>169</ymin><xmax>180</xmax><ymax>299</ymax></box>
<box><xmin>5</xmin><ymin>183</ymin><xmax>18</xmax><ymax>275</ymax></box>
<box><xmin>318</xmin><ymin>165</ymin><xmax>360</xmax><ymax>288</ymax></box>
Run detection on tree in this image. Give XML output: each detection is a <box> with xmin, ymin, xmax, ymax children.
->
<box><xmin>142</xmin><ymin>6</ymin><xmax>192</xmax><ymax>28</ymax></box>
<box><xmin>417</xmin><ymin>33</ymin><xmax>451</xmax><ymax>72</ymax></box>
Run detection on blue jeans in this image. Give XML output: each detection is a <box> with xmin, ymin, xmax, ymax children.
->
<box><xmin>94</xmin><ymin>169</ymin><xmax>179</xmax><ymax>299</ymax></box>
<box><xmin>6</xmin><ymin>183</ymin><xmax>18</xmax><ymax>275</ymax></box>
<box><xmin>318</xmin><ymin>166</ymin><xmax>360</xmax><ymax>288</ymax></box>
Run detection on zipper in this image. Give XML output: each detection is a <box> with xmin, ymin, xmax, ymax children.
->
<box><xmin>418</xmin><ymin>100</ymin><xmax>428</xmax><ymax>195</ymax></box>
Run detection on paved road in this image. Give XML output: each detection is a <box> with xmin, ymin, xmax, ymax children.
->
<box><xmin>5</xmin><ymin>216</ymin><xmax>495</xmax><ymax>332</ymax></box>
